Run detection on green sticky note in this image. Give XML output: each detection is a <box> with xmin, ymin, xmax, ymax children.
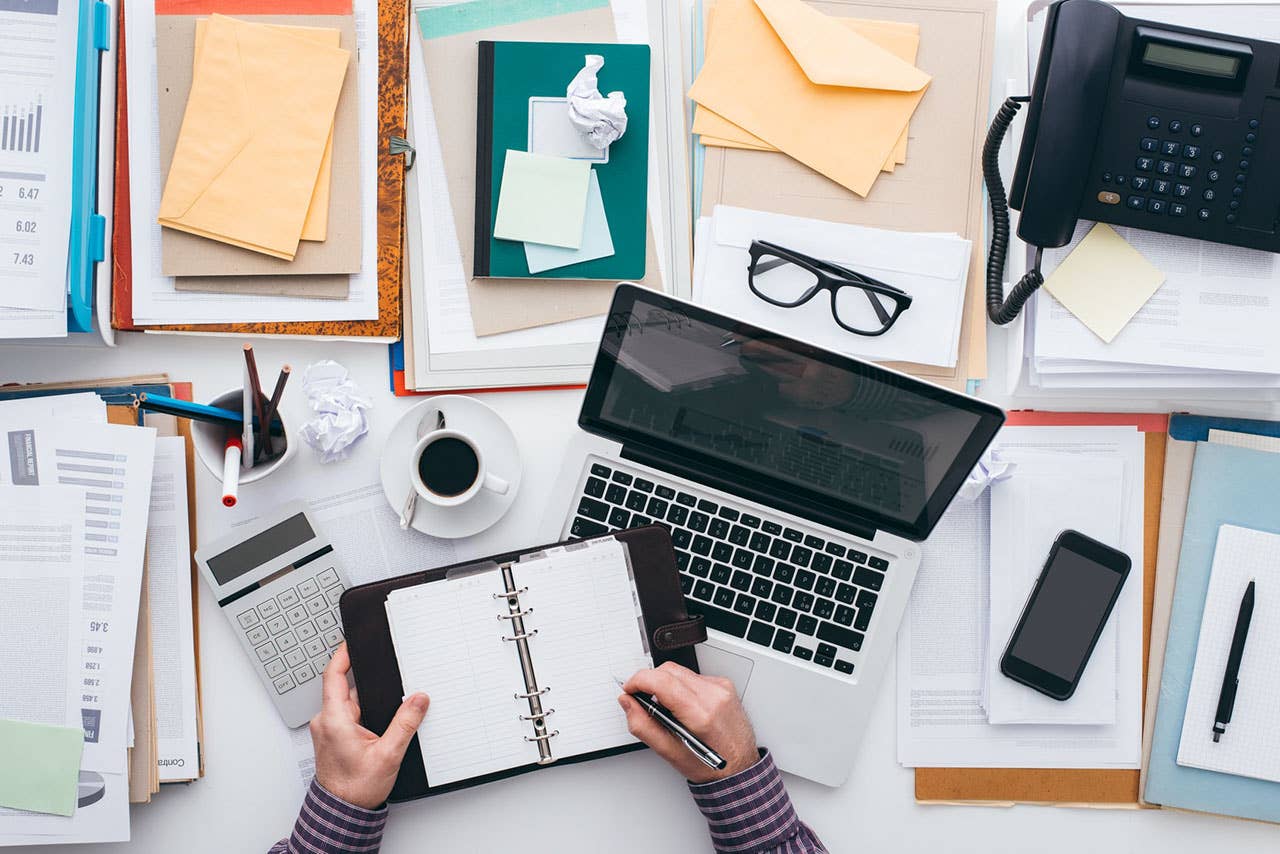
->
<box><xmin>493</xmin><ymin>150</ymin><xmax>591</xmax><ymax>249</ymax></box>
<box><xmin>0</xmin><ymin>719</ymin><xmax>84</xmax><ymax>816</ymax></box>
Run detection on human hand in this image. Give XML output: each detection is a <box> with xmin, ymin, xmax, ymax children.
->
<box><xmin>619</xmin><ymin>662</ymin><xmax>759</xmax><ymax>784</ymax></box>
<box><xmin>310</xmin><ymin>643</ymin><xmax>429</xmax><ymax>809</ymax></box>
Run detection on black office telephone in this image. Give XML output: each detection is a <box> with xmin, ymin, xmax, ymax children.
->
<box><xmin>985</xmin><ymin>0</ymin><xmax>1280</xmax><ymax>323</ymax></box>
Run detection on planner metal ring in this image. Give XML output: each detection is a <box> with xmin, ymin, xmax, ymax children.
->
<box><xmin>492</xmin><ymin>587</ymin><xmax>528</xmax><ymax>600</ymax></box>
<box><xmin>497</xmin><ymin>608</ymin><xmax>533</xmax><ymax>620</ymax></box>
<box><xmin>513</xmin><ymin>687</ymin><xmax>550</xmax><ymax>699</ymax></box>
<box><xmin>519</xmin><ymin>709</ymin><xmax>555</xmax><ymax>722</ymax></box>
<box><xmin>501</xmin><ymin>629</ymin><xmax>539</xmax><ymax>642</ymax></box>
<box><xmin>523</xmin><ymin>730</ymin><xmax>559</xmax><ymax>743</ymax></box>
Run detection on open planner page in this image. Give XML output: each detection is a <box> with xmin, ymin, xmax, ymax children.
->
<box><xmin>386</xmin><ymin>570</ymin><xmax>542</xmax><ymax>786</ymax></box>
<box><xmin>516</xmin><ymin>539</ymin><xmax>652</xmax><ymax>760</ymax></box>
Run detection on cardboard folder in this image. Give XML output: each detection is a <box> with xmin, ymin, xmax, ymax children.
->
<box><xmin>914</xmin><ymin>411</ymin><xmax>1168</xmax><ymax>807</ymax></box>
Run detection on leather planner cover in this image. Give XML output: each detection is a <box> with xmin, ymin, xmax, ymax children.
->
<box><xmin>339</xmin><ymin>525</ymin><xmax>704</xmax><ymax>802</ymax></box>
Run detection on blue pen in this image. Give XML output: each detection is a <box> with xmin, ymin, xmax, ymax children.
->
<box><xmin>136</xmin><ymin>393</ymin><xmax>284</xmax><ymax>435</ymax></box>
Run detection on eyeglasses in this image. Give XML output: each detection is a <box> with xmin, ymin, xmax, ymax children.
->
<box><xmin>746</xmin><ymin>240</ymin><xmax>912</xmax><ymax>337</ymax></box>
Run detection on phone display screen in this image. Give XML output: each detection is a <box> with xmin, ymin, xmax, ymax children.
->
<box><xmin>1008</xmin><ymin>548</ymin><xmax>1125</xmax><ymax>680</ymax></box>
<box><xmin>1142</xmin><ymin>41</ymin><xmax>1240</xmax><ymax>80</ymax></box>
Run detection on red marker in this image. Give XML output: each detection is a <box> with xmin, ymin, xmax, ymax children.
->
<box><xmin>221</xmin><ymin>437</ymin><xmax>243</xmax><ymax>508</ymax></box>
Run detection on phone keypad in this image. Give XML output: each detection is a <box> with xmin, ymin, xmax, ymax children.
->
<box><xmin>239</xmin><ymin>567</ymin><xmax>347</xmax><ymax>696</ymax></box>
<box><xmin>1099</xmin><ymin>115</ymin><xmax>1259</xmax><ymax>223</ymax></box>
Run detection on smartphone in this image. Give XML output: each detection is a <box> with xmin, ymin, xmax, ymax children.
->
<box><xmin>1000</xmin><ymin>529</ymin><xmax>1132</xmax><ymax>701</ymax></box>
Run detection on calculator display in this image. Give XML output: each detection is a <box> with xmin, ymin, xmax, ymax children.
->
<box><xmin>206</xmin><ymin>513</ymin><xmax>315</xmax><ymax>585</ymax></box>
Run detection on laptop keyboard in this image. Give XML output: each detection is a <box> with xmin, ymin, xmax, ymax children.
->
<box><xmin>569</xmin><ymin>460</ymin><xmax>891</xmax><ymax>676</ymax></box>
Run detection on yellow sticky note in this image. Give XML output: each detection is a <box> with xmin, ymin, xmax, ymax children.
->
<box><xmin>158</xmin><ymin>15</ymin><xmax>350</xmax><ymax>260</ymax></box>
<box><xmin>1043</xmin><ymin>223</ymin><xmax>1166</xmax><ymax>343</ymax></box>
<box><xmin>688</xmin><ymin>0</ymin><xmax>929</xmax><ymax>197</ymax></box>
<box><xmin>193</xmin><ymin>19</ymin><xmax>341</xmax><ymax>243</ymax></box>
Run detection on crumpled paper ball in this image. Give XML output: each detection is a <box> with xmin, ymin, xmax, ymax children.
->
<box><xmin>566</xmin><ymin>54</ymin><xmax>628</xmax><ymax>150</ymax></box>
<box><xmin>299</xmin><ymin>361</ymin><xmax>372</xmax><ymax>464</ymax></box>
<box><xmin>956</xmin><ymin>449</ymin><xmax>1017</xmax><ymax>501</ymax></box>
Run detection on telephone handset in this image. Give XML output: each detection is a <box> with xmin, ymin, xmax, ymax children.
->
<box><xmin>986</xmin><ymin>0</ymin><xmax>1280</xmax><ymax>324</ymax></box>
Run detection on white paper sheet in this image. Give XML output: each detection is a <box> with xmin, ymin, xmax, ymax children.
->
<box><xmin>0</xmin><ymin>0</ymin><xmax>77</xmax><ymax>313</ymax></box>
<box><xmin>0</xmin><ymin>392</ymin><xmax>105</xmax><ymax>422</ymax></box>
<box><xmin>1177</xmin><ymin>525</ymin><xmax>1280</xmax><ymax>783</ymax></box>
<box><xmin>985</xmin><ymin>453</ymin><xmax>1123</xmax><ymax>725</ymax></box>
<box><xmin>697</xmin><ymin>205</ymin><xmax>970</xmax><ymax>368</ymax></box>
<box><xmin>146</xmin><ymin>436</ymin><xmax>200</xmax><ymax>781</ymax></box>
<box><xmin>0</xmin><ymin>417</ymin><xmax>156</xmax><ymax>774</ymax></box>
<box><xmin>897</xmin><ymin>426</ymin><xmax>1145</xmax><ymax>768</ymax></box>
<box><xmin>0</xmin><ymin>771</ymin><xmax>129</xmax><ymax>843</ymax></box>
<box><xmin>124</xmin><ymin>0</ymin><xmax>379</xmax><ymax>325</ymax></box>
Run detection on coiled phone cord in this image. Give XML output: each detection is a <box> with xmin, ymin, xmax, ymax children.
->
<box><xmin>983</xmin><ymin>96</ymin><xmax>1044</xmax><ymax>325</ymax></box>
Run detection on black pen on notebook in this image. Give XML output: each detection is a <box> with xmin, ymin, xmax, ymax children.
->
<box><xmin>617</xmin><ymin>679</ymin><xmax>727</xmax><ymax>770</ymax></box>
<box><xmin>1213</xmin><ymin>579</ymin><xmax>1255</xmax><ymax>743</ymax></box>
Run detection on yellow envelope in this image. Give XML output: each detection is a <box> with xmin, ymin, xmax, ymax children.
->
<box><xmin>193</xmin><ymin>19</ymin><xmax>340</xmax><ymax>243</ymax></box>
<box><xmin>688</xmin><ymin>0</ymin><xmax>930</xmax><ymax>197</ymax></box>
<box><xmin>693</xmin><ymin>14</ymin><xmax>920</xmax><ymax>169</ymax></box>
<box><xmin>158</xmin><ymin>15</ymin><xmax>349</xmax><ymax>261</ymax></box>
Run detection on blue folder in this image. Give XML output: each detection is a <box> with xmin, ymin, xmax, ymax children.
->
<box><xmin>1144</xmin><ymin>438</ymin><xmax>1280</xmax><ymax>822</ymax></box>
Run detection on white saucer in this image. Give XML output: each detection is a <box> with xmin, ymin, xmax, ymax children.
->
<box><xmin>380</xmin><ymin>396</ymin><xmax>522</xmax><ymax>539</ymax></box>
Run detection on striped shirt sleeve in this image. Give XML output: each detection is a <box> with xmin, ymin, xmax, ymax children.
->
<box><xmin>268</xmin><ymin>779</ymin><xmax>389</xmax><ymax>854</ymax></box>
<box><xmin>688</xmin><ymin>750</ymin><xmax>827</xmax><ymax>854</ymax></box>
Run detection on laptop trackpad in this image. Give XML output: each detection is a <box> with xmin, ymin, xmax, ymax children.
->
<box><xmin>697</xmin><ymin>645</ymin><xmax>754</xmax><ymax>699</ymax></box>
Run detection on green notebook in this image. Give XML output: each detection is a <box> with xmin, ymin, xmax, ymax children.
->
<box><xmin>474</xmin><ymin>40</ymin><xmax>650</xmax><ymax>280</ymax></box>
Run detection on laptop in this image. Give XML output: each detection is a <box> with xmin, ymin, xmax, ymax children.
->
<box><xmin>542</xmin><ymin>286</ymin><xmax>1004</xmax><ymax>786</ymax></box>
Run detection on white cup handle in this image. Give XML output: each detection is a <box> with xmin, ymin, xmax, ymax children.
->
<box><xmin>483</xmin><ymin>472</ymin><xmax>510</xmax><ymax>496</ymax></box>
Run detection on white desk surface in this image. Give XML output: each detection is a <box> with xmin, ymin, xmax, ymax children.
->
<box><xmin>4</xmin><ymin>0</ymin><xmax>1280</xmax><ymax>850</ymax></box>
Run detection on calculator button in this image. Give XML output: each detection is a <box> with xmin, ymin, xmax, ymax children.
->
<box><xmin>304</xmin><ymin>638</ymin><xmax>327</xmax><ymax>658</ymax></box>
<box><xmin>1182</xmin><ymin>144</ymin><xmax>1200</xmax><ymax>159</ymax></box>
<box><xmin>1139</xmin><ymin>137</ymin><xmax>1157</xmax><ymax>152</ymax></box>
<box><xmin>1156</xmin><ymin>160</ymin><xmax>1175</xmax><ymax>175</ymax></box>
<box><xmin>1160</xmin><ymin>140</ymin><xmax>1179</xmax><ymax>156</ymax></box>
<box><xmin>317</xmin><ymin>568</ymin><xmax>341</xmax><ymax>588</ymax></box>
<box><xmin>316</xmin><ymin>612</ymin><xmax>338</xmax><ymax>631</ymax></box>
<box><xmin>305</xmin><ymin>596</ymin><xmax>329</xmax><ymax>617</ymax></box>
<box><xmin>286</xmin><ymin>606</ymin><xmax>309</xmax><ymax>625</ymax></box>
<box><xmin>312</xmin><ymin>655</ymin><xmax>332</xmax><ymax>673</ymax></box>
<box><xmin>1130</xmin><ymin>176</ymin><xmax>1150</xmax><ymax>190</ymax></box>
<box><xmin>273</xmin><ymin>675</ymin><xmax>297</xmax><ymax>695</ymax></box>
<box><xmin>298</xmin><ymin>578</ymin><xmax>321</xmax><ymax>598</ymax></box>
<box><xmin>1178</xmin><ymin>164</ymin><xmax>1196</xmax><ymax>179</ymax></box>
<box><xmin>285</xmin><ymin>647</ymin><xmax>307</xmax><ymax>667</ymax></box>
<box><xmin>296</xmin><ymin>621</ymin><xmax>318</xmax><ymax>641</ymax></box>
<box><xmin>256</xmin><ymin>600</ymin><xmax>281</xmax><ymax>620</ymax></box>
<box><xmin>1173</xmin><ymin>183</ymin><xmax>1191</xmax><ymax>198</ymax></box>
<box><xmin>265</xmin><ymin>658</ymin><xmax>287</xmax><ymax>678</ymax></box>
<box><xmin>255</xmin><ymin>641</ymin><xmax>278</xmax><ymax>662</ymax></box>
<box><xmin>276</xmin><ymin>631</ymin><xmax>299</xmax><ymax>652</ymax></box>
<box><xmin>1134</xmin><ymin>156</ymin><xmax>1153</xmax><ymax>171</ymax></box>
<box><xmin>323</xmin><ymin>628</ymin><xmax>344</xmax><ymax>648</ymax></box>
<box><xmin>237</xmin><ymin>610</ymin><xmax>260</xmax><ymax>629</ymax></box>
<box><xmin>293</xmin><ymin>664</ymin><xmax>317</xmax><ymax>684</ymax></box>
<box><xmin>1152</xmin><ymin>179</ymin><xmax>1170</xmax><ymax>195</ymax></box>
<box><xmin>326</xmin><ymin>587</ymin><xmax>344</xmax><ymax>606</ymax></box>
<box><xmin>1126</xmin><ymin>195</ymin><xmax>1145</xmax><ymax>210</ymax></box>
<box><xmin>246</xmin><ymin>625</ymin><xmax>269</xmax><ymax>646</ymax></box>
<box><xmin>266</xmin><ymin>615</ymin><xmax>289</xmax><ymax>635</ymax></box>
<box><xmin>1168</xmin><ymin>119</ymin><xmax>1182</xmax><ymax>133</ymax></box>
<box><xmin>1170</xmin><ymin>203</ymin><xmax>1187</xmax><ymax>217</ymax></box>
<box><xmin>1146</xmin><ymin>198</ymin><xmax>1166</xmax><ymax>214</ymax></box>
<box><xmin>277</xmin><ymin>589</ymin><xmax>301</xmax><ymax>610</ymax></box>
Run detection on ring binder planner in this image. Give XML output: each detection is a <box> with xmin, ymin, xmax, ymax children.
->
<box><xmin>345</xmin><ymin>525</ymin><xmax>706</xmax><ymax>800</ymax></box>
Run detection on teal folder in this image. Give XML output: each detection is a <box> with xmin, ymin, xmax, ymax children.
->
<box><xmin>1144</xmin><ymin>441</ymin><xmax>1280</xmax><ymax>822</ymax></box>
<box><xmin>473</xmin><ymin>40</ymin><xmax>650</xmax><ymax>280</ymax></box>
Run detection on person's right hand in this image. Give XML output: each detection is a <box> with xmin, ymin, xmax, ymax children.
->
<box><xmin>619</xmin><ymin>662</ymin><xmax>759</xmax><ymax>784</ymax></box>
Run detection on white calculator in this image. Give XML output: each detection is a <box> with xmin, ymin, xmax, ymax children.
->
<box><xmin>195</xmin><ymin>501</ymin><xmax>350</xmax><ymax>727</ymax></box>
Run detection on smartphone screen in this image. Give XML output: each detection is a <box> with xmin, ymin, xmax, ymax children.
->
<box><xmin>1001</xmin><ymin>530</ymin><xmax>1131</xmax><ymax>700</ymax></box>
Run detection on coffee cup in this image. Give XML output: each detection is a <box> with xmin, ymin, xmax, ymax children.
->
<box><xmin>410</xmin><ymin>428</ymin><xmax>509</xmax><ymax>508</ymax></box>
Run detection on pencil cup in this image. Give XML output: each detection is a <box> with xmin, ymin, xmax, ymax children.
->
<box><xmin>192</xmin><ymin>387</ymin><xmax>295</xmax><ymax>486</ymax></box>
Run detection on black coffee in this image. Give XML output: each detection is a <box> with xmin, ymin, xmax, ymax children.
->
<box><xmin>417</xmin><ymin>437</ymin><xmax>480</xmax><ymax>497</ymax></box>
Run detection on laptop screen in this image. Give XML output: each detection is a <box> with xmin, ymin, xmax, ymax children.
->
<box><xmin>580</xmin><ymin>287</ymin><xmax>1004</xmax><ymax>541</ymax></box>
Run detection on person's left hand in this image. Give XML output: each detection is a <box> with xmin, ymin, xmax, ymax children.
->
<box><xmin>310</xmin><ymin>643</ymin><xmax>429</xmax><ymax>809</ymax></box>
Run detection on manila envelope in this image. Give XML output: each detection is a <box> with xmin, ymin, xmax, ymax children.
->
<box><xmin>173</xmin><ymin>273</ymin><xmax>349</xmax><ymax>299</ymax></box>
<box><xmin>157</xmin><ymin>15</ymin><xmax>351</xmax><ymax>267</ymax></box>
<box><xmin>693</xmin><ymin>9</ymin><xmax>919</xmax><ymax>170</ymax></box>
<box><xmin>689</xmin><ymin>0</ymin><xmax>930</xmax><ymax>197</ymax></box>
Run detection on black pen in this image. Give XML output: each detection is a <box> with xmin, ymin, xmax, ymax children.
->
<box><xmin>1213</xmin><ymin>580</ymin><xmax>1255</xmax><ymax>743</ymax></box>
<box><xmin>619</xmin><ymin>682</ymin><xmax>727</xmax><ymax>770</ymax></box>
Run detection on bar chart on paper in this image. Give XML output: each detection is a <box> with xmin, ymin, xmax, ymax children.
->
<box><xmin>1</xmin><ymin>100</ymin><xmax>44</xmax><ymax>153</ymax></box>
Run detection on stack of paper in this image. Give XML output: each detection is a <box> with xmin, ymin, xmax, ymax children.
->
<box><xmin>897</xmin><ymin>424</ymin><xmax>1145</xmax><ymax>769</ymax></box>
<box><xmin>1021</xmin><ymin>222</ymin><xmax>1280</xmax><ymax>390</ymax></box>
<box><xmin>689</xmin><ymin>0</ymin><xmax>930</xmax><ymax>198</ymax></box>
<box><xmin>694</xmin><ymin>205</ymin><xmax>971</xmax><ymax>369</ymax></box>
